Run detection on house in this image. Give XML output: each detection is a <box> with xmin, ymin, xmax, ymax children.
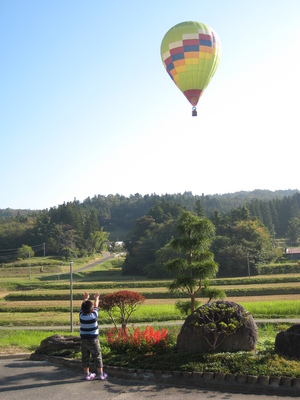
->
<box><xmin>285</xmin><ymin>247</ymin><xmax>300</xmax><ymax>260</ymax></box>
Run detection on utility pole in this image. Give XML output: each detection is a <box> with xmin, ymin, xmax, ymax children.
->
<box><xmin>247</xmin><ymin>253</ymin><xmax>250</xmax><ymax>277</ymax></box>
<box><xmin>29</xmin><ymin>251</ymin><xmax>31</xmax><ymax>280</ymax></box>
<box><xmin>70</xmin><ymin>261</ymin><xmax>73</xmax><ymax>333</ymax></box>
<box><xmin>43</xmin><ymin>242</ymin><xmax>46</xmax><ymax>257</ymax></box>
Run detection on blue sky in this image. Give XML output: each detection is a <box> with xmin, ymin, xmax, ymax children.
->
<box><xmin>1</xmin><ymin>0</ymin><xmax>299</xmax><ymax>210</ymax></box>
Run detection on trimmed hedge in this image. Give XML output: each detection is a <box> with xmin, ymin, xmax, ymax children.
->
<box><xmin>256</xmin><ymin>263</ymin><xmax>300</xmax><ymax>275</ymax></box>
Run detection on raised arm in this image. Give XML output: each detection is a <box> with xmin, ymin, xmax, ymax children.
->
<box><xmin>94</xmin><ymin>291</ymin><xmax>100</xmax><ymax>308</ymax></box>
<box><xmin>83</xmin><ymin>291</ymin><xmax>89</xmax><ymax>301</ymax></box>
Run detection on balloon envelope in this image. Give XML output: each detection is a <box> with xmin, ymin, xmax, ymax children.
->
<box><xmin>160</xmin><ymin>21</ymin><xmax>221</xmax><ymax>107</ymax></box>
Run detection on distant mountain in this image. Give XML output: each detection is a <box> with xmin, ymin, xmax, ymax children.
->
<box><xmin>0</xmin><ymin>208</ymin><xmax>39</xmax><ymax>218</ymax></box>
<box><xmin>0</xmin><ymin>189</ymin><xmax>299</xmax><ymax>217</ymax></box>
<box><xmin>218</xmin><ymin>189</ymin><xmax>299</xmax><ymax>200</ymax></box>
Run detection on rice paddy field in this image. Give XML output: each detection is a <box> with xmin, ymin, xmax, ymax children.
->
<box><xmin>0</xmin><ymin>256</ymin><xmax>300</xmax><ymax>328</ymax></box>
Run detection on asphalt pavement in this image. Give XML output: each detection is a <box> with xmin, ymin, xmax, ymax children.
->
<box><xmin>0</xmin><ymin>355</ymin><xmax>299</xmax><ymax>400</ymax></box>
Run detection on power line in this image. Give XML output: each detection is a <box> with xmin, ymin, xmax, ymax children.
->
<box><xmin>0</xmin><ymin>242</ymin><xmax>45</xmax><ymax>256</ymax></box>
<box><xmin>0</xmin><ymin>242</ymin><xmax>45</xmax><ymax>251</ymax></box>
<box><xmin>0</xmin><ymin>248</ymin><xmax>21</xmax><ymax>252</ymax></box>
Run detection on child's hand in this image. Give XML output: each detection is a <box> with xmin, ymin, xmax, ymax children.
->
<box><xmin>94</xmin><ymin>291</ymin><xmax>100</xmax><ymax>308</ymax></box>
<box><xmin>84</xmin><ymin>291</ymin><xmax>89</xmax><ymax>300</ymax></box>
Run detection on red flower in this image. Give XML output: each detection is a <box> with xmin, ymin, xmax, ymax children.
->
<box><xmin>105</xmin><ymin>325</ymin><xmax>169</xmax><ymax>354</ymax></box>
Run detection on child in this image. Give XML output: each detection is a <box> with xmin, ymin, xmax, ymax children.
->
<box><xmin>79</xmin><ymin>291</ymin><xmax>108</xmax><ymax>381</ymax></box>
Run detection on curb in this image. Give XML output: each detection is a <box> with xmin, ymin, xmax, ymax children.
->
<box><xmin>0</xmin><ymin>353</ymin><xmax>31</xmax><ymax>360</ymax></box>
<box><xmin>29</xmin><ymin>353</ymin><xmax>300</xmax><ymax>396</ymax></box>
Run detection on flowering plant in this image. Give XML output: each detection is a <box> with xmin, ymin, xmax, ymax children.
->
<box><xmin>106</xmin><ymin>325</ymin><xmax>169</xmax><ymax>354</ymax></box>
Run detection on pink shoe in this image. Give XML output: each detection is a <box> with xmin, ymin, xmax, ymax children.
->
<box><xmin>98</xmin><ymin>372</ymin><xmax>108</xmax><ymax>380</ymax></box>
<box><xmin>83</xmin><ymin>372</ymin><xmax>96</xmax><ymax>380</ymax></box>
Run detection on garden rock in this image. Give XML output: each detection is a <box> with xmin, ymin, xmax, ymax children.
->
<box><xmin>177</xmin><ymin>300</ymin><xmax>258</xmax><ymax>353</ymax></box>
<box><xmin>274</xmin><ymin>324</ymin><xmax>300</xmax><ymax>358</ymax></box>
<box><xmin>33</xmin><ymin>334</ymin><xmax>81</xmax><ymax>355</ymax></box>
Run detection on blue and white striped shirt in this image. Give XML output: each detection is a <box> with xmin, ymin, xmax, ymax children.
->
<box><xmin>79</xmin><ymin>307</ymin><xmax>99</xmax><ymax>339</ymax></box>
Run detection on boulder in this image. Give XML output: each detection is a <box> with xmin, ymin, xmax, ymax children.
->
<box><xmin>33</xmin><ymin>334</ymin><xmax>81</xmax><ymax>355</ymax></box>
<box><xmin>274</xmin><ymin>324</ymin><xmax>300</xmax><ymax>358</ymax></box>
<box><xmin>177</xmin><ymin>300</ymin><xmax>258</xmax><ymax>353</ymax></box>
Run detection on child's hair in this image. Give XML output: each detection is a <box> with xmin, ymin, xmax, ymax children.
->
<box><xmin>81</xmin><ymin>300</ymin><xmax>93</xmax><ymax>315</ymax></box>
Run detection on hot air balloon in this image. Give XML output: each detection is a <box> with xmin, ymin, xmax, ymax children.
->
<box><xmin>160</xmin><ymin>21</ymin><xmax>221</xmax><ymax>116</ymax></box>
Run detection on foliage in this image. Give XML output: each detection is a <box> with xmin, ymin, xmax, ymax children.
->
<box><xmin>211</xmin><ymin>207</ymin><xmax>278</xmax><ymax>277</ymax></box>
<box><xmin>164</xmin><ymin>211</ymin><xmax>220</xmax><ymax>313</ymax></box>
<box><xmin>175</xmin><ymin>299</ymin><xmax>202</xmax><ymax>316</ymax></box>
<box><xmin>105</xmin><ymin>325</ymin><xmax>169</xmax><ymax>354</ymax></box>
<box><xmin>122</xmin><ymin>199</ymin><xmax>182</xmax><ymax>277</ymax></box>
<box><xmin>86</xmin><ymin>228</ymin><xmax>109</xmax><ymax>255</ymax></box>
<box><xmin>102</xmin><ymin>323</ymin><xmax>300</xmax><ymax>377</ymax></box>
<box><xmin>256</xmin><ymin>262</ymin><xmax>300</xmax><ymax>275</ymax></box>
<box><xmin>1</xmin><ymin>325</ymin><xmax>299</xmax><ymax>378</ymax></box>
<box><xmin>287</xmin><ymin>217</ymin><xmax>300</xmax><ymax>246</ymax></box>
<box><xmin>18</xmin><ymin>244</ymin><xmax>34</xmax><ymax>259</ymax></box>
<box><xmin>99</xmin><ymin>290</ymin><xmax>145</xmax><ymax>330</ymax></box>
<box><xmin>190</xmin><ymin>302</ymin><xmax>249</xmax><ymax>352</ymax></box>
<box><xmin>1</xmin><ymin>191</ymin><xmax>300</xmax><ymax>277</ymax></box>
<box><xmin>200</xmin><ymin>278</ymin><xmax>227</xmax><ymax>302</ymax></box>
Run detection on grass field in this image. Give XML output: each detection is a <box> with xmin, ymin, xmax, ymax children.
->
<box><xmin>0</xmin><ymin>257</ymin><xmax>299</xmax><ymax>327</ymax></box>
<box><xmin>0</xmin><ymin>256</ymin><xmax>300</xmax><ymax>327</ymax></box>
<box><xmin>0</xmin><ymin>297</ymin><xmax>300</xmax><ymax>327</ymax></box>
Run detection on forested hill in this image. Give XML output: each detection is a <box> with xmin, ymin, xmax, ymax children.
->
<box><xmin>1</xmin><ymin>189</ymin><xmax>298</xmax><ymax>218</ymax></box>
<box><xmin>0</xmin><ymin>189</ymin><xmax>299</xmax><ymax>256</ymax></box>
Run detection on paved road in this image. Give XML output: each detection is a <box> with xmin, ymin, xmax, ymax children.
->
<box><xmin>0</xmin><ymin>356</ymin><xmax>298</xmax><ymax>400</ymax></box>
<box><xmin>74</xmin><ymin>252</ymin><xmax>116</xmax><ymax>272</ymax></box>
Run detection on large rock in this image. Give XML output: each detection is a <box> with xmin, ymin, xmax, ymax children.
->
<box><xmin>274</xmin><ymin>324</ymin><xmax>300</xmax><ymax>358</ymax></box>
<box><xmin>33</xmin><ymin>334</ymin><xmax>81</xmax><ymax>355</ymax></box>
<box><xmin>177</xmin><ymin>300</ymin><xmax>258</xmax><ymax>353</ymax></box>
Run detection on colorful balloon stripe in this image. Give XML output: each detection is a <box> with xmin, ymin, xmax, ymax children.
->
<box><xmin>161</xmin><ymin>21</ymin><xmax>221</xmax><ymax>108</ymax></box>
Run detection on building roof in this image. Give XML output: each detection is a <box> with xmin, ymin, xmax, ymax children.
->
<box><xmin>286</xmin><ymin>248</ymin><xmax>300</xmax><ymax>254</ymax></box>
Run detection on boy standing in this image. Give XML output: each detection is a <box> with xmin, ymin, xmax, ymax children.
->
<box><xmin>80</xmin><ymin>291</ymin><xmax>108</xmax><ymax>381</ymax></box>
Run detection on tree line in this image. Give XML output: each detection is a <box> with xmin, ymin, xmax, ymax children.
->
<box><xmin>0</xmin><ymin>190</ymin><xmax>299</xmax><ymax>267</ymax></box>
<box><xmin>122</xmin><ymin>198</ymin><xmax>290</xmax><ymax>278</ymax></box>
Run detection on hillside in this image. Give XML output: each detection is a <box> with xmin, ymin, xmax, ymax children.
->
<box><xmin>0</xmin><ymin>189</ymin><xmax>299</xmax><ymax>257</ymax></box>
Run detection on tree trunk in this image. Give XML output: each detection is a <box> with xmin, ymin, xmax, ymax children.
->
<box><xmin>191</xmin><ymin>293</ymin><xmax>195</xmax><ymax>313</ymax></box>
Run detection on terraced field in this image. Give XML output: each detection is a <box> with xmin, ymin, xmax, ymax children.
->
<box><xmin>1</xmin><ymin>257</ymin><xmax>300</xmax><ymax>327</ymax></box>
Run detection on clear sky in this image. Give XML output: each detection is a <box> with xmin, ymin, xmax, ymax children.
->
<box><xmin>1</xmin><ymin>0</ymin><xmax>299</xmax><ymax>210</ymax></box>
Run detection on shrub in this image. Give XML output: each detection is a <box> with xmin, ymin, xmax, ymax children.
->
<box><xmin>99</xmin><ymin>290</ymin><xmax>145</xmax><ymax>330</ymax></box>
<box><xmin>191</xmin><ymin>302</ymin><xmax>249</xmax><ymax>352</ymax></box>
<box><xmin>175</xmin><ymin>299</ymin><xmax>202</xmax><ymax>315</ymax></box>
